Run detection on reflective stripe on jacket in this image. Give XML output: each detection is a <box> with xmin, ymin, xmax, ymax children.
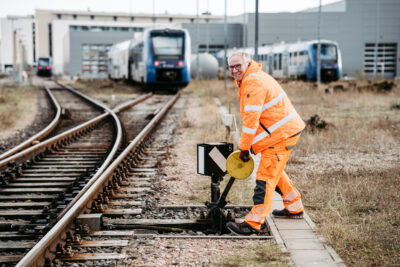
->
<box><xmin>236</xmin><ymin>60</ymin><xmax>305</xmax><ymax>154</ymax></box>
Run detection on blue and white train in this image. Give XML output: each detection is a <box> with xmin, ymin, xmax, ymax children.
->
<box><xmin>108</xmin><ymin>28</ymin><xmax>191</xmax><ymax>92</ymax></box>
<box><xmin>218</xmin><ymin>40</ymin><xmax>342</xmax><ymax>82</ymax></box>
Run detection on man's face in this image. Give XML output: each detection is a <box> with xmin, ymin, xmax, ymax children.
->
<box><xmin>229</xmin><ymin>55</ymin><xmax>248</xmax><ymax>82</ymax></box>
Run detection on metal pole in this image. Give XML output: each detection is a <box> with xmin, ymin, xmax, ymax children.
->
<box><xmin>243</xmin><ymin>0</ymin><xmax>246</xmax><ymax>48</ymax></box>
<box><xmin>224</xmin><ymin>0</ymin><xmax>227</xmax><ymax>89</ymax></box>
<box><xmin>152</xmin><ymin>0</ymin><xmax>155</xmax><ymax>27</ymax></box>
<box><xmin>373</xmin><ymin>0</ymin><xmax>380</xmax><ymax>78</ymax></box>
<box><xmin>317</xmin><ymin>0</ymin><xmax>321</xmax><ymax>84</ymax></box>
<box><xmin>196</xmin><ymin>0</ymin><xmax>200</xmax><ymax>81</ymax></box>
<box><xmin>13</xmin><ymin>30</ymin><xmax>17</xmax><ymax>73</ymax></box>
<box><xmin>206</xmin><ymin>0</ymin><xmax>210</xmax><ymax>53</ymax></box>
<box><xmin>254</xmin><ymin>0</ymin><xmax>259</xmax><ymax>61</ymax></box>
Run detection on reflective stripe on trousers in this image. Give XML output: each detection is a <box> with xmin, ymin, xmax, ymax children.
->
<box><xmin>244</xmin><ymin>134</ymin><xmax>303</xmax><ymax>230</ymax></box>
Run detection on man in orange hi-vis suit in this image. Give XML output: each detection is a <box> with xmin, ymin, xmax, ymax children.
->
<box><xmin>226</xmin><ymin>51</ymin><xmax>306</xmax><ymax>235</ymax></box>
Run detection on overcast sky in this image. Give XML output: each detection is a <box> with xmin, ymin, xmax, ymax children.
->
<box><xmin>1</xmin><ymin>0</ymin><xmax>341</xmax><ymax>18</ymax></box>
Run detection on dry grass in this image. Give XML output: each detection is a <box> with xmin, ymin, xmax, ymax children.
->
<box><xmin>0</xmin><ymin>84</ymin><xmax>39</xmax><ymax>131</ymax></box>
<box><xmin>188</xmin><ymin>78</ymin><xmax>400</xmax><ymax>266</ymax></box>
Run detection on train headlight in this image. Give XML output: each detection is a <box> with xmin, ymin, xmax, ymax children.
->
<box><xmin>154</xmin><ymin>60</ymin><xmax>160</xmax><ymax>66</ymax></box>
<box><xmin>178</xmin><ymin>61</ymin><xmax>183</xmax><ymax>67</ymax></box>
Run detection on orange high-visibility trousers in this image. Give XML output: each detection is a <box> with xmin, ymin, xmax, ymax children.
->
<box><xmin>244</xmin><ymin>134</ymin><xmax>303</xmax><ymax>230</ymax></box>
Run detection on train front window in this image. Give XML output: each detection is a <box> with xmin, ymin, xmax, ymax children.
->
<box><xmin>314</xmin><ymin>44</ymin><xmax>337</xmax><ymax>60</ymax></box>
<box><xmin>39</xmin><ymin>59</ymin><xmax>49</xmax><ymax>66</ymax></box>
<box><xmin>151</xmin><ymin>34</ymin><xmax>184</xmax><ymax>60</ymax></box>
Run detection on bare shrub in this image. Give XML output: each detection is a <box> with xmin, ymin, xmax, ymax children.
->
<box><xmin>305</xmin><ymin>114</ymin><xmax>335</xmax><ymax>133</ymax></box>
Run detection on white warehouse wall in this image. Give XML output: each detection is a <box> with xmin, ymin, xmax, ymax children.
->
<box><xmin>0</xmin><ymin>16</ymin><xmax>35</xmax><ymax>70</ymax></box>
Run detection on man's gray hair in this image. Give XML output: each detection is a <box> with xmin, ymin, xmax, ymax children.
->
<box><xmin>228</xmin><ymin>51</ymin><xmax>251</xmax><ymax>65</ymax></box>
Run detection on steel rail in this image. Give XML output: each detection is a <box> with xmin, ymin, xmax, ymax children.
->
<box><xmin>0</xmin><ymin>86</ymin><xmax>61</xmax><ymax>161</ymax></box>
<box><xmin>56</xmin><ymin>93</ymin><xmax>153</xmax><ymax>220</ymax></box>
<box><xmin>0</xmin><ymin>112</ymin><xmax>108</xmax><ymax>168</ymax></box>
<box><xmin>16</xmin><ymin>92</ymin><xmax>180</xmax><ymax>267</ymax></box>
<box><xmin>0</xmin><ymin>84</ymin><xmax>151</xmax><ymax>169</ymax></box>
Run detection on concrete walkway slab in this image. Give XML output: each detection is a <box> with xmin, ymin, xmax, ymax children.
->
<box><xmin>291</xmin><ymin>250</ymin><xmax>339</xmax><ymax>267</ymax></box>
<box><xmin>270</xmin><ymin>192</ymin><xmax>346</xmax><ymax>266</ymax></box>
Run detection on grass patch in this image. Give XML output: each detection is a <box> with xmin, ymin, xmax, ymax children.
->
<box><xmin>0</xmin><ymin>84</ymin><xmax>39</xmax><ymax>130</ymax></box>
<box><xmin>217</xmin><ymin>242</ymin><xmax>291</xmax><ymax>267</ymax></box>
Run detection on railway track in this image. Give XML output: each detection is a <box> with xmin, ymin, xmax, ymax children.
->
<box><xmin>0</xmin><ymin>82</ymin><xmax>155</xmax><ymax>265</ymax></box>
<box><xmin>0</xmin><ymin>81</ymin><xmax>105</xmax><ymax>161</ymax></box>
<box><xmin>1</xmin><ymin>85</ymin><xmax>271</xmax><ymax>266</ymax></box>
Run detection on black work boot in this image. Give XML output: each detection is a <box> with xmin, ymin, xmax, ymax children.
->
<box><xmin>226</xmin><ymin>221</ymin><xmax>259</xmax><ymax>235</ymax></box>
<box><xmin>272</xmin><ymin>208</ymin><xmax>303</xmax><ymax>219</ymax></box>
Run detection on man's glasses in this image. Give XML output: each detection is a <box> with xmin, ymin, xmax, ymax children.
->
<box><xmin>228</xmin><ymin>64</ymin><xmax>242</xmax><ymax>71</ymax></box>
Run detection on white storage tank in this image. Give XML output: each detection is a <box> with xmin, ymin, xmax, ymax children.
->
<box><xmin>190</xmin><ymin>53</ymin><xmax>219</xmax><ymax>79</ymax></box>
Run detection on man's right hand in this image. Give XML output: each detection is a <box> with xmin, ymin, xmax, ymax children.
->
<box><xmin>239</xmin><ymin>150</ymin><xmax>250</xmax><ymax>162</ymax></box>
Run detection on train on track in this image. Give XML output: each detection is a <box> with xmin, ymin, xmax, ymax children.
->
<box><xmin>216</xmin><ymin>39</ymin><xmax>342</xmax><ymax>82</ymax></box>
<box><xmin>36</xmin><ymin>57</ymin><xmax>52</xmax><ymax>77</ymax></box>
<box><xmin>108</xmin><ymin>28</ymin><xmax>191</xmax><ymax>92</ymax></box>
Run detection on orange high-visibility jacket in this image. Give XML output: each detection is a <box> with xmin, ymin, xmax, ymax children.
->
<box><xmin>235</xmin><ymin>61</ymin><xmax>305</xmax><ymax>154</ymax></box>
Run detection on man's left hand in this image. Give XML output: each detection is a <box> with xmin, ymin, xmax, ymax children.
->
<box><xmin>239</xmin><ymin>150</ymin><xmax>250</xmax><ymax>162</ymax></box>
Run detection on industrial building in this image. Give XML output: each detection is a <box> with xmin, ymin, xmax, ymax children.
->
<box><xmin>0</xmin><ymin>0</ymin><xmax>399</xmax><ymax>78</ymax></box>
<box><xmin>230</xmin><ymin>0</ymin><xmax>400</xmax><ymax>78</ymax></box>
<box><xmin>0</xmin><ymin>15</ymin><xmax>35</xmax><ymax>72</ymax></box>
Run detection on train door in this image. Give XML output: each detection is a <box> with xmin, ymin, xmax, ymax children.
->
<box><xmin>268</xmin><ymin>54</ymin><xmax>273</xmax><ymax>74</ymax></box>
<box><xmin>282</xmin><ymin>51</ymin><xmax>289</xmax><ymax>77</ymax></box>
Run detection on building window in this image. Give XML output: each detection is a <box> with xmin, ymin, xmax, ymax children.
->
<box><xmin>113</xmin><ymin>16</ymin><xmax>118</xmax><ymax>21</ymax></box>
<box><xmin>81</xmin><ymin>44</ymin><xmax>112</xmax><ymax>77</ymax></box>
<box><xmin>73</xmin><ymin>14</ymin><xmax>77</xmax><ymax>20</ymax></box>
<box><xmin>363</xmin><ymin>43</ymin><xmax>397</xmax><ymax>78</ymax></box>
<box><xmin>190</xmin><ymin>18</ymin><xmax>194</xmax><ymax>23</ymax></box>
<box><xmin>131</xmin><ymin>16</ymin><xmax>134</xmax><ymax>22</ymax></box>
<box><xmin>57</xmin><ymin>14</ymin><xmax>62</xmax><ymax>19</ymax></box>
<box><xmin>169</xmin><ymin>17</ymin><xmax>173</xmax><ymax>22</ymax></box>
<box><xmin>91</xmin><ymin>15</ymin><xmax>95</xmax><ymax>20</ymax></box>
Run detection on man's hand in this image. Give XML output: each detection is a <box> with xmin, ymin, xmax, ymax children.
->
<box><xmin>239</xmin><ymin>150</ymin><xmax>250</xmax><ymax>162</ymax></box>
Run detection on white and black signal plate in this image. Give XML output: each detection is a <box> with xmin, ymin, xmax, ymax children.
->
<box><xmin>197</xmin><ymin>142</ymin><xmax>233</xmax><ymax>177</ymax></box>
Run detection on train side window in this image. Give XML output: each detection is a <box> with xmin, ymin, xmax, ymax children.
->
<box><xmin>279</xmin><ymin>54</ymin><xmax>282</xmax><ymax>70</ymax></box>
<box><xmin>299</xmin><ymin>51</ymin><xmax>304</xmax><ymax>65</ymax></box>
<box><xmin>274</xmin><ymin>54</ymin><xmax>277</xmax><ymax>70</ymax></box>
<box><xmin>294</xmin><ymin>52</ymin><xmax>298</xmax><ymax>65</ymax></box>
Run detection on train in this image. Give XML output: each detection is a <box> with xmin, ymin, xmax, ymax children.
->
<box><xmin>37</xmin><ymin>57</ymin><xmax>52</xmax><ymax>77</ymax></box>
<box><xmin>108</xmin><ymin>28</ymin><xmax>191</xmax><ymax>92</ymax></box>
<box><xmin>216</xmin><ymin>40</ymin><xmax>342</xmax><ymax>82</ymax></box>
